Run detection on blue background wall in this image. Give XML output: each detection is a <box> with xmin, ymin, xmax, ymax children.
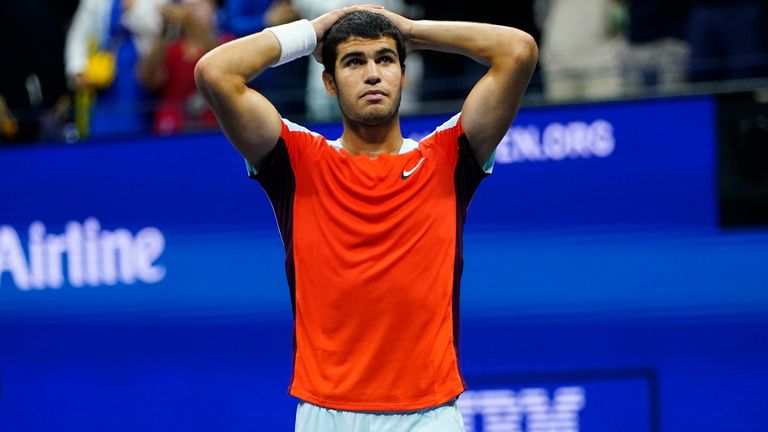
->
<box><xmin>1</xmin><ymin>95</ymin><xmax>767</xmax><ymax>431</ymax></box>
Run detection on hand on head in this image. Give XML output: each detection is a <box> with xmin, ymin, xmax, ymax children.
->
<box><xmin>357</xmin><ymin>6</ymin><xmax>413</xmax><ymax>41</ymax></box>
<box><xmin>310</xmin><ymin>5</ymin><xmax>414</xmax><ymax>63</ymax></box>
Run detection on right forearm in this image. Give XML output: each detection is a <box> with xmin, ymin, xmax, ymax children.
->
<box><xmin>200</xmin><ymin>5</ymin><xmax>365</xmax><ymax>87</ymax></box>
<box><xmin>195</xmin><ymin>31</ymin><xmax>282</xmax><ymax>86</ymax></box>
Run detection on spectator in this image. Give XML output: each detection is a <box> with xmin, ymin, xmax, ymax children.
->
<box><xmin>220</xmin><ymin>0</ymin><xmax>309</xmax><ymax>119</ymax></box>
<box><xmin>687</xmin><ymin>0</ymin><xmax>768</xmax><ymax>82</ymax></box>
<box><xmin>218</xmin><ymin>0</ymin><xmax>273</xmax><ymax>37</ymax></box>
<box><xmin>415</xmin><ymin>0</ymin><xmax>542</xmax><ymax>105</ymax></box>
<box><xmin>139</xmin><ymin>0</ymin><xmax>230</xmax><ymax>135</ymax></box>
<box><xmin>0</xmin><ymin>0</ymin><xmax>78</xmax><ymax>144</ymax></box>
<box><xmin>623</xmin><ymin>0</ymin><xmax>690</xmax><ymax>94</ymax></box>
<box><xmin>536</xmin><ymin>0</ymin><xmax>627</xmax><ymax>102</ymax></box>
<box><xmin>65</xmin><ymin>0</ymin><xmax>165</xmax><ymax>139</ymax></box>
<box><xmin>292</xmin><ymin>0</ymin><xmax>423</xmax><ymax>122</ymax></box>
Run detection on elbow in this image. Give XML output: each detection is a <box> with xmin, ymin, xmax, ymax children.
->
<box><xmin>194</xmin><ymin>54</ymin><xmax>232</xmax><ymax>96</ymax></box>
<box><xmin>489</xmin><ymin>28</ymin><xmax>538</xmax><ymax>71</ymax></box>
<box><xmin>194</xmin><ymin>55</ymin><xmax>216</xmax><ymax>91</ymax></box>
<box><xmin>194</xmin><ymin>54</ymin><xmax>246</xmax><ymax>98</ymax></box>
<box><xmin>511</xmin><ymin>30</ymin><xmax>539</xmax><ymax>69</ymax></box>
<box><xmin>194</xmin><ymin>50</ymin><xmax>232</xmax><ymax>91</ymax></box>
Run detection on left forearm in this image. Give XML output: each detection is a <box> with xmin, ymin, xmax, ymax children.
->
<box><xmin>409</xmin><ymin>20</ymin><xmax>536</xmax><ymax>67</ymax></box>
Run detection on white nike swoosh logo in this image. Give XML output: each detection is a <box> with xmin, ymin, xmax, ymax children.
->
<box><xmin>401</xmin><ymin>157</ymin><xmax>426</xmax><ymax>179</ymax></box>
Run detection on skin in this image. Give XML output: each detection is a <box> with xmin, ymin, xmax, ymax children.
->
<box><xmin>195</xmin><ymin>5</ymin><xmax>538</xmax><ymax>168</ymax></box>
<box><xmin>324</xmin><ymin>36</ymin><xmax>405</xmax><ymax>157</ymax></box>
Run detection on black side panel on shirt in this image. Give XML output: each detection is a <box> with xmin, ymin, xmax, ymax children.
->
<box><xmin>253</xmin><ymin>139</ymin><xmax>297</xmax><ymax>316</ymax></box>
<box><xmin>452</xmin><ymin>135</ymin><xmax>491</xmax><ymax>355</ymax></box>
<box><xmin>254</xmin><ymin>139</ymin><xmax>299</xmax><ymax>392</ymax></box>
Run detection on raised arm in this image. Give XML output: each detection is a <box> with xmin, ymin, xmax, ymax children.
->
<box><xmin>375</xmin><ymin>9</ymin><xmax>539</xmax><ymax>167</ymax></box>
<box><xmin>194</xmin><ymin>7</ymin><xmax>360</xmax><ymax>169</ymax></box>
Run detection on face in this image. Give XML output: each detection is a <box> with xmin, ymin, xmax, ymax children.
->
<box><xmin>323</xmin><ymin>37</ymin><xmax>405</xmax><ymax>126</ymax></box>
<box><xmin>183</xmin><ymin>0</ymin><xmax>216</xmax><ymax>33</ymax></box>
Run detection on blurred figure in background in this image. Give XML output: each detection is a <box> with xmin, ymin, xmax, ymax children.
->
<box><xmin>218</xmin><ymin>0</ymin><xmax>273</xmax><ymax>36</ymax></box>
<box><xmin>219</xmin><ymin>0</ymin><xmax>308</xmax><ymax>119</ymax></box>
<box><xmin>65</xmin><ymin>0</ymin><xmax>166</xmax><ymax>140</ymax></box>
<box><xmin>291</xmin><ymin>0</ymin><xmax>422</xmax><ymax>122</ymax></box>
<box><xmin>622</xmin><ymin>0</ymin><xmax>690</xmax><ymax>95</ymax></box>
<box><xmin>536</xmin><ymin>0</ymin><xmax>627</xmax><ymax>102</ymax></box>
<box><xmin>0</xmin><ymin>0</ymin><xmax>78</xmax><ymax>144</ymax></box>
<box><xmin>139</xmin><ymin>0</ymin><xmax>229</xmax><ymax>135</ymax></box>
<box><xmin>415</xmin><ymin>0</ymin><xmax>542</xmax><ymax>106</ymax></box>
<box><xmin>687</xmin><ymin>0</ymin><xmax>768</xmax><ymax>83</ymax></box>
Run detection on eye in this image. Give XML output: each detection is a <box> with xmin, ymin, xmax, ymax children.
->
<box><xmin>378</xmin><ymin>56</ymin><xmax>394</xmax><ymax>64</ymax></box>
<box><xmin>346</xmin><ymin>58</ymin><xmax>363</xmax><ymax>67</ymax></box>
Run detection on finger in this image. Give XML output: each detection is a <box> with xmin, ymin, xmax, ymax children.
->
<box><xmin>354</xmin><ymin>5</ymin><xmax>386</xmax><ymax>13</ymax></box>
<box><xmin>344</xmin><ymin>5</ymin><xmax>385</xmax><ymax>14</ymax></box>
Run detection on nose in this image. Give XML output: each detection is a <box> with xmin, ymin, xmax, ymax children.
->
<box><xmin>364</xmin><ymin>60</ymin><xmax>381</xmax><ymax>85</ymax></box>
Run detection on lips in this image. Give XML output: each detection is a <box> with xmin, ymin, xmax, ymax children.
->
<box><xmin>361</xmin><ymin>89</ymin><xmax>386</xmax><ymax>99</ymax></box>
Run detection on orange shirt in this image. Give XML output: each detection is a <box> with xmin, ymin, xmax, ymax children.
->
<box><xmin>250</xmin><ymin>114</ymin><xmax>490</xmax><ymax>411</ymax></box>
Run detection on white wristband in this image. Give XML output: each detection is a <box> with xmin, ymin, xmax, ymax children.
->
<box><xmin>265</xmin><ymin>19</ymin><xmax>317</xmax><ymax>67</ymax></box>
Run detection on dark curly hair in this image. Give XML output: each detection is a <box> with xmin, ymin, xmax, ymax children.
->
<box><xmin>320</xmin><ymin>10</ymin><xmax>407</xmax><ymax>76</ymax></box>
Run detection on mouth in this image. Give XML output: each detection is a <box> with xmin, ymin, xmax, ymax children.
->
<box><xmin>361</xmin><ymin>90</ymin><xmax>387</xmax><ymax>100</ymax></box>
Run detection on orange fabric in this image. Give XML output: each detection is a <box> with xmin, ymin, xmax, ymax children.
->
<box><xmin>278</xmin><ymin>118</ymin><xmax>468</xmax><ymax>411</ymax></box>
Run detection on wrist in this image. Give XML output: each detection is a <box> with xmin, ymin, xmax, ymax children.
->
<box><xmin>264</xmin><ymin>19</ymin><xmax>317</xmax><ymax>67</ymax></box>
<box><xmin>405</xmin><ymin>20</ymin><xmax>427</xmax><ymax>49</ymax></box>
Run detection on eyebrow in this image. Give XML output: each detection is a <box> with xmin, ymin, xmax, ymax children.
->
<box><xmin>339</xmin><ymin>48</ymin><xmax>398</xmax><ymax>64</ymax></box>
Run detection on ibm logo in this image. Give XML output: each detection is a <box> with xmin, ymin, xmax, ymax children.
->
<box><xmin>459</xmin><ymin>387</ymin><xmax>586</xmax><ymax>432</ymax></box>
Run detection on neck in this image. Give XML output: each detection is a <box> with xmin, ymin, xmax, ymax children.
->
<box><xmin>340</xmin><ymin>117</ymin><xmax>403</xmax><ymax>159</ymax></box>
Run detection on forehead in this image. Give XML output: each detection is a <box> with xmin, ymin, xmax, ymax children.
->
<box><xmin>336</xmin><ymin>36</ymin><xmax>398</xmax><ymax>59</ymax></box>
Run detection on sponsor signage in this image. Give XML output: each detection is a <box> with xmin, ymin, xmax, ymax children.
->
<box><xmin>0</xmin><ymin>96</ymin><xmax>720</xmax><ymax>320</ymax></box>
<box><xmin>460</xmin><ymin>370</ymin><xmax>657</xmax><ymax>432</ymax></box>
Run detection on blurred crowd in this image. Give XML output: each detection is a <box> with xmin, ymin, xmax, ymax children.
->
<box><xmin>1</xmin><ymin>0</ymin><xmax>767</xmax><ymax>145</ymax></box>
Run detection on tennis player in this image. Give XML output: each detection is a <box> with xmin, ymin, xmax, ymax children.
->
<box><xmin>195</xmin><ymin>5</ymin><xmax>537</xmax><ymax>431</ymax></box>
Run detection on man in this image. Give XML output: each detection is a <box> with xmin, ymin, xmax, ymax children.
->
<box><xmin>138</xmin><ymin>0</ymin><xmax>225</xmax><ymax>135</ymax></box>
<box><xmin>195</xmin><ymin>5</ymin><xmax>537</xmax><ymax>431</ymax></box>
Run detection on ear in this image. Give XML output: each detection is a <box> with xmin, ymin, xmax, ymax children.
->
<box><xmin>322</xmin><ymin>71</ymin><xmax>337</xmax><ymax>97</ymax></box>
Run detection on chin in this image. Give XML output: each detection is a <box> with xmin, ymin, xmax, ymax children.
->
<box><xmin>359</xmin><ymin>110</ymin><xmax>396</xmax><ymax>125</ymax></box>
<box><xmin>361</xmin><ymin>101</ymin><xmax>401</xmax><ymax>123</ymax></box>
<box><xmin>339</xmin><ymin>98</ymin><xmax>401</xmax><ymax>126</ymax></box>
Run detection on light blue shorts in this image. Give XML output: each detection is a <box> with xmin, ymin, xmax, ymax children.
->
<box><xmin>295</xmin><ymin>399</ymin><xmax>466</xmax><ymax>432</ymax></box>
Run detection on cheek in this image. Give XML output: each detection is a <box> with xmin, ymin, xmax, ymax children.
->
<box><xmin>332</xmin><ymin>83</ymin><xmax>353</xmax><ymax>106</ymax></box>
<box><xmin>385</xmin><ymin>68</ymin><xmax>404</xmax><ymax>85</ymax></box>
<box><xmin>334</xmin><ymin>77</ymin><xmax>356</xmax><ymax>99</ymax></box>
